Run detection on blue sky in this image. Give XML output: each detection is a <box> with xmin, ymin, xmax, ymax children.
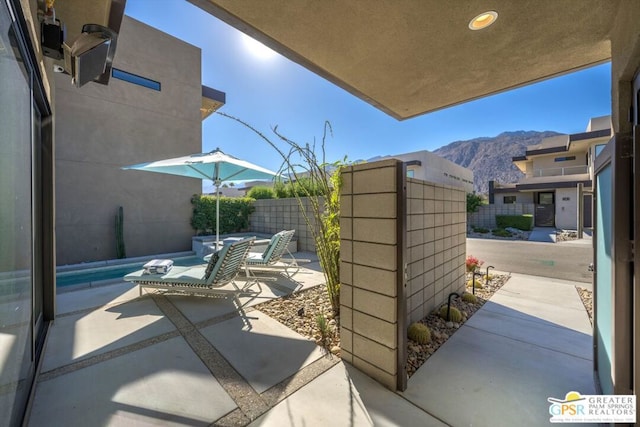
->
<box><xmin>125</xmin><ymin>0</ymin><xmax>611</xmax><ymax>173</ymax></box>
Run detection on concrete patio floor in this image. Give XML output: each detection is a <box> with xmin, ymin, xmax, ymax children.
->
<box><xmin>28</xmin><ymin>254</ymin><xmax>595</xmax><ymax>426</ymax></box>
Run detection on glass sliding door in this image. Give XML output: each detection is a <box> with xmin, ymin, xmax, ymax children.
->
<box><xmin>595</xmin><ymin>164</ymin><xmax>613</xmax><ymax>394</ymax></box>
<box><xmin>0</xmin><ymin>2</ymin><xmax>48</xmax><ymax>425</ymax></box>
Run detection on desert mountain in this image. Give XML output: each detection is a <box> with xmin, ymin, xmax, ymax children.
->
<box><xmin>433</xmin><ymin>130</ymin><xmax>562</xmax><ymax>194</ymax></box>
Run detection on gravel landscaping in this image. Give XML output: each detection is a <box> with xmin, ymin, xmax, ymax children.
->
<box><xmin>255</xmin><ymin>272</ymin><xmax>594</xmax><ymax>381</ymax></box>
<box><xmin>255</xmin><ymin>273</ymin><xmax>512</xmax><ymax>378</ymax></box>
<box><xmin>405</xmin><ymin>273</ymin><xmax>510</xmax><ymax>377</ymax></box>
<box><xmin>577</xmin><ymin>287</ymin><xmax>593</xmax><ymax>325</ymax></box>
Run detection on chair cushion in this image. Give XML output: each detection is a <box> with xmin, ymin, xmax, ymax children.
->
<box><xmin>143</xmin><ymin>259</ymin><xmax>173</xmax><ymax>274</ymax></box>
<box><xmin>204</xmin><ymin>251</ymin><xmax>220</xmax><ymax>279</ymax></box>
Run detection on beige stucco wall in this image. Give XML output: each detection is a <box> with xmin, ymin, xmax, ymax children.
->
<box><xmin>532</xmin><ymin>153</ymin><xmax>587</xmax><ymax>172</ymax></box>
<box><xmin>493</xmin><ymin>192</ymin><xmax>534</xmax><ymax>205</ymax></box>
<box><xmin>555</xmin><ymin>188</ymin><xmax>579</xmax><ymax>230</ymax></box>
<box><xmin>55</xmin><ymin>16</ymin><xmax>202</xmax><ymax>265</ymax></box>
<box><xmin>611</xmin><ymin>1</ymin><xmax>640</xmax><ymax>135</ymax></box>
<box><xmin>371</xmin><ymin>150</ymin><xmax>474</xmax><ymax>193</ymax></box>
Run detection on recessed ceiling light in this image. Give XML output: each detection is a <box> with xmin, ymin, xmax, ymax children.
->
<box><xmin>468</xmin><ymin>11</ymin><xmax>498</xmax><ymax>30</ymax></box>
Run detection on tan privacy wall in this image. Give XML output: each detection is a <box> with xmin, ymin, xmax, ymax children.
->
<box><xmin>406</xmin><ymin>178</ymin><xmax>467</xmax><ymax>324</ymax></box>
<box><xmin>340</xmin><ymin>159</ymin><xmax>468</xmax><ymax>391</ymax></box>
<box><xmin>340</xmin><ymin>159</ymin><xmax>403</xmax><ymax>390</ymax></box>
<box><xmin>250</xmin><ymin>198</ymin><xmax>318</xmax><ymax>251</ymax></box>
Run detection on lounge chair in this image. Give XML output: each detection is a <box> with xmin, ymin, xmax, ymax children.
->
<box><xmin>124</xmin><ymin>237</ymin><xmax>255</xmax><ymax>297</ymax></box>
<box><xmin>243</xmin><ymin>230</ymin><xmax>307</xmax><ymax>278</ymax></box>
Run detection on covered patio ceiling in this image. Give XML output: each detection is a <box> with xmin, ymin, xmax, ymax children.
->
<box><xmin>187</xmin><ymin>0</ymin><xmax>618</xmax><ymax>120</ymax></box>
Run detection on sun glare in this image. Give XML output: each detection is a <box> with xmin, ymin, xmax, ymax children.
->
<box><xmin>241</xmin><ymin>33</ymin><xmax>277</xmax><ymax>60</ymax></box>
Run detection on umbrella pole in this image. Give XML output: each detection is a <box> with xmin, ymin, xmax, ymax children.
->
<box><xmin>216</xmin><ymin>180</ymin><xmax>220</xmax><ymax>250</ymax></box>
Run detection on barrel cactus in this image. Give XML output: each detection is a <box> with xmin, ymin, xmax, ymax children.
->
<box><xmin>408</xmin><ymin>322</ymin><xmax>431</xmax><ymax>344</ymax></box>
<box><xmin>462</xmin><ymin>292</ymin><xmax>478</xmax><ymax>304</ymax></box>
<box><xmin>439</xmin><ymin>305</ymin><xmax>463</xmax><ymax>322</ymax></box>
<box><xmin>466</xmin><ymin>279</ymin><xmax>483</xmax><ymax>289</ymax></box>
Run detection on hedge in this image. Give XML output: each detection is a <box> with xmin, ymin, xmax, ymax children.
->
<box><xmin>190</xmin><ymin>194</ymin><xmax>255</xmax><ymax>236</ymax></box>
<box><xmin>496</xmin><ymin>214</ymin><xmax>533</xmax><ymax>231</ymax></box>
<box><xmin>246</xmin><ymin>186</ymin><xmax>275</xmax><ymax>199</ymax></box>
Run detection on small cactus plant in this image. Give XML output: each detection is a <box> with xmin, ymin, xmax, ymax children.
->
<box><xmin>462</xmin><ymin>292</ymin><xmax>478</xmax><ymax>304</ymax></box>
<box><xmin>408</xmin><ymin>322</ymin><xmax>431</xmax><ymax>344</ymax></box>
<box><xmin>466</xmin><ymin>279</ymin><xmax>483</xmax><ymax>289</ymax></box>
<box><xmin>439</xmin><ymin>305</ymin><xmax>463</xmax><ymax>322</ymax></box>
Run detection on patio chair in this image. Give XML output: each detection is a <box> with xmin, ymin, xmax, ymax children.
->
<box><xmin>242</xmin><ymin>230</ymin><xmax>307</xmax><ymax>278</ymax></box>
<box><xmin>124</xmin><ymin>237</ymin><xmax>255</xmax><ymax>297</ymax></box>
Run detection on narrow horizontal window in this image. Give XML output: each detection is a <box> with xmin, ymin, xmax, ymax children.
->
<box><xmin>112</xmin><ymin>68</ymin><xmax>161</xmax><ymax>91</ymax></box>
<box><xmin>503</xmin><ymin>196</ymin><xmax>516</xmax><ymax>204</ymax></box>
<box><xmin>554</xmin><ymin>155</ymin><xmax>576</xmax><ymax>162</ymax></box>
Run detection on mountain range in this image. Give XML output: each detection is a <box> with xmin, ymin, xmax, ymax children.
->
<box><xmin>433</xmin><ymin>130</ymin><xmax>562</xmax><ymax>194</ymax></box>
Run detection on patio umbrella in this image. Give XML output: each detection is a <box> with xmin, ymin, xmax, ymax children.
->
<box><xmin>123</xmin><ymin>147</ymin><xmax>278</xmax><ymax>248</ymax></box>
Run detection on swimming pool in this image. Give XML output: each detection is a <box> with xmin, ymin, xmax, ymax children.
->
<box><xmin>55</xmin><ymin>253</ymin><xmax>203</xmax><ymax>291</ymax></box>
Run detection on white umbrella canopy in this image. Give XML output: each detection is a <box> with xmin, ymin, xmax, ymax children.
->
<box><xmin>123</xmin><ymin>148</ymin><xmax>278</xmax><ymax>247</ymax></box>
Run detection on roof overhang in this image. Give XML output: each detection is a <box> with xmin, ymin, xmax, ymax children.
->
<box><xmin>187</xmin><ymin>0</ymin><xmax>619</xmax><ymax>120</ymax></box>
<box><xmin>512</xmin><ymin>127</ymin><xmax>613</xmax><ymax>168</ymax></box>
<box><xmin>201</xmin><ymin>85</ymin><xmax>226</xmax><ymax>120</ymax></box>
<box><xmin>515</xmin><ymin>180</ymin><xmax>592</xmax><ymax>191</ymax></box>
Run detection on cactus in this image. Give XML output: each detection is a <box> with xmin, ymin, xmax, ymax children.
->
<box><xmin>115</xmin><ymin>206</ymin><xmax>126</xmax><ymax>259</ymax></box>
<box><xmin>462</xmin><ymin>292</ymin><xmax>478</xmax><ymax>304</ymax></box>
<box><xmin>466</xmin><ymin>279</ymin><xmax>484</xmax><ymax>289</ymax></box>
<box><xmin>408</xmin><ymin>322</ymin><xmax>431</xmax><ymax>344</ymax></box>
<box><xmin>316</xmin><ymin>314</ymin><xmax>330</xmax><ymax>349</ymax></box>
<box><xmin>439</xmin><ymin>305</ymin><xmax>462</xmax><ymax>322</ymax></box>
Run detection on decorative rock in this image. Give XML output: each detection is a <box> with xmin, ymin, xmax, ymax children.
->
<box><xmin>445</xmin><ymin>321</ymin><xmax>454</xmax><ymax>328</ymax></box>
<box><xmin>330</xmin><ymin>346</ymin><xmax>340</xmax><ymax>355</ymax></box>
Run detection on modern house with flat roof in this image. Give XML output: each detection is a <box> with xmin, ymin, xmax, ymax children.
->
<box><xmin>369</xmin><ymin>150</ymin><xmax>474</xmax><ymax>193</ymax></box>
<box><xmin>55</xmin><ymin>15</ymin><xmax>225</xmax><ymax>265</ymax></box>
<box><xmin>489</xmin><ymin>116</ymin><xmax>611</xmax><ymax>229</ymax></box>
<box><xmin>3</xmin><ymin>0</ymin><xmax>640</xmax><ymax>424</ymax></box>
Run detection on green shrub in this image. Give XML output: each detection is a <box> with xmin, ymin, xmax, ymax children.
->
<box><xmin>466</xmin><ymin>192</ymin><xmax>484</xmax><ymax>213</ymax></box>
<box><xmin>274</xmin><ymin>177</ymin><xmax>324</xmax><ymax>198</ymax></box>
<box><xmin>472</xmin><ymin>226</ymin><xmax>489</xmax><ymax>233</ymax></box>
<box><xmin>190</xmin><ymin>194</ymin><xmax>255</xmax><ymax>235</ymax></box>
<box><xmin>496</xmin><ymin>214</ymin><xmax>533</xmax><ymax>231</ymax></box>
<box><xmin>439</xmin><ymin>305</ymin><xmax>463</xmax><ymax>322</ymax></box>
<box><xmin>246</xmin><ymin>186</ymin><xmax>275</xmax><ymax>199</ymax></box>
<box><xmin>408</xmin><ymin>322</ymin><xmax>431</xmax><ymax>344</ymax></box>
<box><xmin>491</xmin><ymin>228</ymin><xmax>513</xmax><ymax>237</ymax></box>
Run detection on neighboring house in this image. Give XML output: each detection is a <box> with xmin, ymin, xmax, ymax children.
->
<box><xmin>369</xmin><ymin>150</ymin><xmax>474</xmax><ymax>193</ymax></box>
<box><xmin>489</xmin><ymin>116</ymin><xmax>611</xmax><ymax>229</ymax></box>
<box><xmin>54</xmin><ymin>16</ymin><xmax>225</xmax><ymax>265</ymax></box>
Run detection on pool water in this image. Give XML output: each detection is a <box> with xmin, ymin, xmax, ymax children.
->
<box><xmin>56</xmin><ymin>256</ymin><xmax>204</xmax><ymax>289</ymax></box>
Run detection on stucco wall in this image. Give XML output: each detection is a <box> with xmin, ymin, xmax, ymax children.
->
<box><xmin>493</xmin><ymin>192</ymin><xmax>534</xmax><ymax>205</ymax></box>
<box><xmin>555</xmin><ymin>188</ymin><xmax>578</xmax><ymax>230</ymax></box>
<box><xmin>54</xmin><ymin>16</ymin><xmax>202</xmax><ymax>265</ymax></box>
<box><xmin>533</xmin><ymin>153</ymin><xmax>587</xmax><ymax>172</ymax></box>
